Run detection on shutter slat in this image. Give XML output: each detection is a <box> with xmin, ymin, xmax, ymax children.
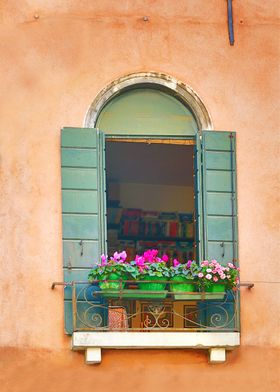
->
<box><xmin>62</xmin><ymin>168</ymin><xmax>97</xmax><ymax>190</ymax></box>
<box><xmin>205</xmin><ymin>151</ymin><xmax>232</xmax><ymax>170</ymax></box>
<box><xmin>61</xmin><ymin>149</ymin><xmax>97</xmax><ymax>167</ymax></box>
<box><xmin>62</xmin><ymin>214</ymin><xmax>99</xmax><ymax>240</ymax></box>
<box><xmin>207</xmin><ymin>193</ymin><xmax>235</xmax><ymax>215</ymax></box>
<box><xmin>63</xmin><ymin>240</ymin><xmax>99</xmax><ymax>269</ymax></box>
<box><xmin>61</xmin><ymin>127</ymin><xmax>97</xmax><ymax>147</ymax></box>
<box><xmin>62</xmin><ymin>190</ymin><xmax>98</xmax><ymax>213</ymax></box>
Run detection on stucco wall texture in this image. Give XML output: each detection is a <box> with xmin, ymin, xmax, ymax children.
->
<box><xmin>0</xmin><ymin>1</ymin><xmax>279</xmax><ymax>391</ymax></box>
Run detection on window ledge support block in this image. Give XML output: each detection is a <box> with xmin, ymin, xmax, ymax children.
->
<box><xmin>209</xmin><ymin>347</ymin><xmax>226</xmax><ymax>363</ymax></box>
<box><xmin>85</xmin><ymin>347</ymin><xmax>101</xmax><ymax>364</ymax></box>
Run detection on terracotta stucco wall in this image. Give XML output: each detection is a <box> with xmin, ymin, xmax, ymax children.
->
<box><xmin>0</xmin><ymin>1</ymin><xmax>279</xmax><ymax>391</ymax></box>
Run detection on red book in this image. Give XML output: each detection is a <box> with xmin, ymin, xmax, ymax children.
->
<box><xmin>169</xmin><ymin>222</ymin><xmax>178</xmax><ymax>237</ymax></box>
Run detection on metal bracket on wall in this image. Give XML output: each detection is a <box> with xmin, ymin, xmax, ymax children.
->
<box><xmin>227</xmin><ymin>0</ymin><xmax>235</xmax><ymax>45</ymax></box>
<box><xmin>239</xmin><ymin>282</ymin><xmax>254</xmax><ymax>289</ymax></box>
<box><xmin>51</xmin><ymin>281</ymin><xmax>73</xmax><ymax>290</ymax></box>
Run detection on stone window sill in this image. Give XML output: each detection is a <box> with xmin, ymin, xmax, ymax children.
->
<box><xmin>72</xmin><ymin>331</ymin><xmax>240</xmax><ymax>364</ymax></box>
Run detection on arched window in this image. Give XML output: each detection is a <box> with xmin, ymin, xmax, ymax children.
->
<box><xmin>61</xmin><ymin>74</ymin><xmax>238</xmax><ymax>359</ymax></box>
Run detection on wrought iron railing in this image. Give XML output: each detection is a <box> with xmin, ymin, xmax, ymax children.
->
<box><xmin>62</xmin><ymin>280</ymin><xmax>243</xmax><ymax>333</ymax></box>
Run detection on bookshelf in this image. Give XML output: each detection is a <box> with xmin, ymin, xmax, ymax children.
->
<box><xmin>107</xmin><ymin>206</ymin><xmax>195</xmax><ymax>262</ymax></box>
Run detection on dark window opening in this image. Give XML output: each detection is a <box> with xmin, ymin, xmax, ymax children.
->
<box><xmin>105</xmin><ymin>140</ymin><xmax>195</xmax><ymax>263</ymax></box>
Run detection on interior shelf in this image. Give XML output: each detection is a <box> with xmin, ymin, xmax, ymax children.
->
<box><xmin>118</xmin><ymin>235</ymin><xmax>194</xmax><ymax>242</ymax></box>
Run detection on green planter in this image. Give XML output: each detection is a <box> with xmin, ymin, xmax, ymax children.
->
<box><xmin>170</xmin><ymin>276</ymin><xmax>198</xmax><ymax>299</ymax></box>
<box><xmin>205</xmin><ymin>283</ymin><xmax>225</xmax><ymax>293</ymax></box>
<box><xmin>170</xmin><ymin>276</ymin><xmax>196</xmax><ymax>292</ymax></box>
<box><xmin>99</xmin><ymin>273</ymin><xmax>125</xmax><ymax>290</ymax></box>
<box><xmin>138</xmin><ymin>276</ymin><xmax>167</xmax><ymax>292</ymax></box>
<box><xmin>211</xmin><ymin>284</ymin><xmax>226</xmax><ymax>293</ymax></box>
<box><xmin>100</xmin><ymin>289</ymin><xmax>168</xmax><ymax>299</ymax></box>
<box><xmin>203</xmin><ymin>283</ymin><xmax>226</xmax><ymax>300</ymax></box>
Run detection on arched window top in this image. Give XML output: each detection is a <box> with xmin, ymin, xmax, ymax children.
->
<box><xmin>84</xmin><ymin>72</ymin><xmax>213</xmax><ymax>133</ymax></box>
<box><xmin>96</xmin><ymin>87</ymin><xmax>198</xmax><ymax>136</ymax></box>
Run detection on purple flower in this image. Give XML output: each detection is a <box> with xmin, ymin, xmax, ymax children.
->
<box><xmin>162</xmin><ymin>254</ymin><xmax>169</xmax><ymax>262</ymax></box>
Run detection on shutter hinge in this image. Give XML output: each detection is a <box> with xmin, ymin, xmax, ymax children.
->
<box><xmin>79</xmin><ymin>240</ymin><xmax>84</xmax><ymax>256</ymax></box>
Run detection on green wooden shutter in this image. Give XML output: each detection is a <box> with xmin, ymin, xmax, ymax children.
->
<box><xmin>201</xmin><ymin>131</ymin><xmax>238</xmax><ymax>264</ymax></box>
<box><xmin>197</xmin><ymin>131</ymin><xmax>239</xmax><ymax>331</ymax></box>
<box><xmin>61</xmin><ymin>127</ymin><xmax>107</xmax><ymax>334</ymax></box>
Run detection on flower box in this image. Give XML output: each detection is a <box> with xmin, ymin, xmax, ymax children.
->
<box><xmin>88</xmin><ymin>249</ymin><xmax>239</xmax><ymax>300</ymax></box>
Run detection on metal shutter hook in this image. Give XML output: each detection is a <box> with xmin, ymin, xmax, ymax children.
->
<box><xmin>220</xmin><ymin>242</ymin><xmax>225</xmax><ymax>258</ymax></box>
<box><xmin>79</xmin><ymin>240</ymin><xmax>84</xmax><ymax>256</ymax></box>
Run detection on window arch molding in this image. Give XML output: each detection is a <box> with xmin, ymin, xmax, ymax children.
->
<box><xmin>84</xmin><ymin>72</ymin><xmax>213</xmax><ymax>132</ymax></box>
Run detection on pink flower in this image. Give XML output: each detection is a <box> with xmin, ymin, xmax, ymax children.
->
<box><xmin>198</xmin><ymin>272</ymin><xmax>204</xmax><ymax>278</ymax></box>
<box><xmin>119</xmin><ymin>251</ymin><xmax>127</xmax><ymax>261</ymax></box>
<box><xmin>162</xmin><ymin>254</ymin><xmax>169</xmax><ymax>262</ymax></box>
<box><xmin>201</xmin><ymin>260</ymin><xmax>209</xmax><ymax>266</ymax></box>
<box><xmin>173</xmin><ymin>259</ymin><xmax>180</xmax><ymax>267</ymax></box>
<box><xmin>220</xmin><ymin>274</ymin><xmax>226</xmax><ymax>279</ymax></box>
<box><xmin>206</xmin><ymin>268</ymin><xmax>212</xmax><ymax>273</ymax></box>
<box><xmin>143</xmin><ymin>249</ymin><xmax>158</xmax><ymax>262</ymax></box>
<box><xmin>205</xmin><ymin>274</ymin><xmax>212</xmax><ymax>280</ymax></box>
<box><xmin>135</xmin><ymin>255</ymin><xmax>145</xmax><ymax>267</ymax></box>
<box><xmin>112</xmin><ymin>251</ymin><xmax>126</xmax><ymax>262</ymax></box>
<box><xmin>101</xmin><ymin>254</ymin><xmax>107</xmax><ymax>265</ymax></box>
<box><xmin>228</xmin><ymin>263</ymin><xmax>234</xmax><ymax>268</ymax></box>
<box><xmin>186</xmin><ymin>260</ymin><xmax>192</xmax><ymax>268</ymax></box>
<box><xmin>213</xmin><ymin>276</ymin><xmax>219</xmax><ymax>282</ymax></box>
